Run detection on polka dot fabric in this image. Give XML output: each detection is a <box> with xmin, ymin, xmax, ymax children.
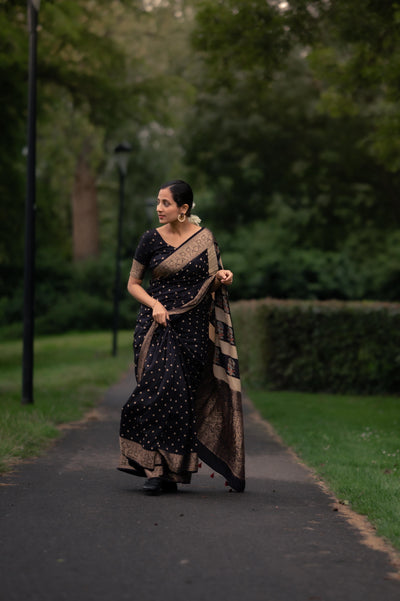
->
<box><xmin>119</xmin><ymin>228</ymin><xmax>216</xmax><ymax>480</ymax></box>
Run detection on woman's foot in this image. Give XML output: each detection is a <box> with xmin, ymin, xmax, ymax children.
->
<box><xmin>143</xmin><ymin>477</ymin><xmax>163</xmax><ymax>496</ymax></box>
<box><xmin>161</xmin><ymin>480</ymin><xmax>178</xmax><ymax>493</ymax></box>
<box><xmin>142</xmin><ymin>477</ymin><xmax>178</xmax><ymax>495</ymax></box>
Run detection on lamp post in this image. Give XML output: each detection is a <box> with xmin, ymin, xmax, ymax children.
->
<box><xmin>112</xmin><ymin>142</ymin><xmax>132</xmax><ymax>357</ymax></box>
<box><xmin>22</xmin><ymin>0</ymin><xmax>41</xmax><ymax>405</ymax></box>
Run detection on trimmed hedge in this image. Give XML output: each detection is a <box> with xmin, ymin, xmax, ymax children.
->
<box><xmin>231</xmin><ymin>298</ymin><xmax>400</xmax><ymax>394</ymax></box>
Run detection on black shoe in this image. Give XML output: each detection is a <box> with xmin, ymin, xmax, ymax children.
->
<box><xmin>143</xmin><ymin>477</ymin><xmax>163</xmax><ymax>496</ymax></box>
<box><xmin>161</xmin><ymin>480</ymin><xmax>178</xmax><ymax>493</ymax></box>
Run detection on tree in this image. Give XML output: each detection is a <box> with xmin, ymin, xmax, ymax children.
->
<box><xmin>0</xmin><ymin>0</ymin><xmax>29</xmax><ymax>293</ymax></box>
<box><xmin>0</xmin><ymin>0</ymin><xmax>194</xmax><ymax>274</ymax></box>
<box><xmin>0</xmin><ymin>0</ymin><xmax>201</xmax><ymax>332</ymax></box>
<box><xmin>281</xmin><ymin>0</ymin><xmax>400</xmax><ymax>174</ymax></box>
<box><xmin>178</xmin><ymin>0</ymin><xmax>400</xmax><ymax>301</ymax></box>
<box><xmin>186</xmin><ymin>8</ymin><xmax>400</xmax><ymax>232</ymax></box>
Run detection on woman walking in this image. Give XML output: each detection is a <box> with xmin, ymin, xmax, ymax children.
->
<box><xmin>118</xmin><ymin>180</ymin><xmax>245</xmax><ymax>495</ymax></box>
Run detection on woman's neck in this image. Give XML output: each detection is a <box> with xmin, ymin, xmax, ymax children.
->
<box><xmin>164</xmin><ymin>221</ymin><xmax>198</xmax><ymax>236</ymax></box>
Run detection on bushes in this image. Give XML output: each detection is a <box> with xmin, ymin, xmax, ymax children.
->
<box><xmin>231</xmin><ymin>298</ymin><xmax>400</xmax><ymax>394</ymax></box>
<box><xmin>216</xmin><ymin>221</ymin><xmax>400</xmax><ymax>302</ymax></box>
<box><xmin>0</xmin><ymin>254</ymin><xmax>137</xmax><ymax>338</ymax></box>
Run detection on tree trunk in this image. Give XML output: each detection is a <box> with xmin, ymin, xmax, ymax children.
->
<box><xmin>72</xmin><ymin>143</ymin><xmax>99</xmax><ymax>261</ymax></box>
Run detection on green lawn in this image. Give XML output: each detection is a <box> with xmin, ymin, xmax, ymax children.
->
<box><xmin>0</xmin><ymin>331</ymin><xmax>133</xmax><ymax>473</ymax></box>
<box><xmin>249</xmin><ymin>389</ymin><xmax>400</xmax><ymax>551</ymax></box>
<box><xmin>2</xmin><ymin>333</ymin><xmax>400</xmax><ymax>552</ymax></box>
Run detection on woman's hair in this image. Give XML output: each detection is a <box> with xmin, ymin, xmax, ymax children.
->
<box><xmin>160</xmin><ymin>179</ymin><xmax>193</xmax><ymax>216</ymax></box>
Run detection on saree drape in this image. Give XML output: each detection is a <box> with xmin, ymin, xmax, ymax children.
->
<box><xmin>118</xmin><ymin>227</ymin><xmax>245</xmax><ymax>492</ymax></box>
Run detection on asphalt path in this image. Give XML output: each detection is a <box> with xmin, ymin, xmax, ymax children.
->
<box><xmin>1</xmin><ymin>373</ymin><xmax>400</xmax><ymax>601</ymax></box>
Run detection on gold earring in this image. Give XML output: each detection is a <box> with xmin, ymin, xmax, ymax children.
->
<box><xmin>178</xmin><ymin>213</ymin><xmax>186</xmax><ymax>223</ymax></box>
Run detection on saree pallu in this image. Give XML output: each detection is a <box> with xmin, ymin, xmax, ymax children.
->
<box><xmin>118</xmin><ymin>227</ymin><xmax>245</xmax><ymax>492</ymax></box>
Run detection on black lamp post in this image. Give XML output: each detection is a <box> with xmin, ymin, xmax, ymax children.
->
<box><xmin>112</xmin><ymin>142</ymin><xmax>132</xmax><ymax>357</ymax></box>
<box><xmin>22</xmin><ymin>0</ymin><xmax>41</xmax><ymax>405</ymax></box>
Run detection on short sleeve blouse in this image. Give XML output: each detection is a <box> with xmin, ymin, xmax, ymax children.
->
<box><xmin>129</xmin><ymin>230</ymin><xmax>154</xmax><ymax>280</ymax></box>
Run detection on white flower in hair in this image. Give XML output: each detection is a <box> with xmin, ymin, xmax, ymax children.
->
<box><xmin>188</xmin><ymin>214</ymin><xmax>202</xmax><ymax>226</ymax></box>
<box><xmin>188</xmin><ymin>202</ymin><xmax>201</xmax><ymax>225</ymax></box>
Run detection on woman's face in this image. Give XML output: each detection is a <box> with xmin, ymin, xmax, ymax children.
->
<box><xmin>157</xmin><ymin>187</ymin><xmax>187</xmax><ymax>224</ymax></box>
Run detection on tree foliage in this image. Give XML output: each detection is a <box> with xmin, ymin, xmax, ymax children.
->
<box><xmin>292</xmin><ymin>0</ymin><xmax>400</xmax><ymax>172</ymax></box>
<box><xmin>0</xmin><ymin>0</ymin><xmax>194</xmax><ymax>291</ymax></box>
<box><xmin>2</xmin><ymin>0</ymin><xmax>400</xmax><ymax>336</ymax></box>
<box><xmin>0</xmin><ymin>0</ymin><xmax>198</xmax><ymax>332</ymax></box>
<box><xmin>181</xmin><ymin>0</ymin><xmax>400</xmax><ymax>301</ymax></box>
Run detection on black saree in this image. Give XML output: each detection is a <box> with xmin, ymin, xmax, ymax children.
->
<box><xmin>118</xmin><ymin>227</ymin><xmax>245</xmax><ymax>492</ymax></box>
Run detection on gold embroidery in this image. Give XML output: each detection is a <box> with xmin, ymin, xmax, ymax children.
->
<box><xmin>209</xmin><ymin>323</ymin><xmax>238</xmax><ymax>359</ymax></box>
<box><xmin>213</xmin><ymin>364</ymin><xmax>241</xmax><ymax>392</ymax></box>
<box><xmin>215</xmin><ymin>306</ymin><xmax>232</xmax><ymax>326</ymax></box>
<box><xmin>169</xmin><ymin>276</ymin><xmax>215</xmax><ymax>316</ymax></box>
<box><xmin>195</xmin><ymin>380</ymin><xmax>245</xmax><ymax>483</ymax></box>
<box><xmin>127</xmin><ymin>227</ymin><xmax>245</xmax><ymax>491</ymax></box>
<box><xmin>119</xmin><ymin>438</ymin><xmax>198</xmax><ymax>483</ymax></box>
<box><xmin>130</xmin><ymin>258</ymin><xmax>145</xmax><ymax>279</ymax></box>
<box><xmin>195</xmin><ymin>285</ymin><xmax>245</xmax><ymax>488</ymax></box>
<box><xmin>136</xmin><ymin>277</ymin><xmax>214</xmax><ymax>382</ymax></box>
<box><xmin>207</xmin><ymin>244</ymin><xmax>219</xmax><ymax>276</ymax></box>
<box><xmin>152</xmin><ymin>228</ymin><xmax>215</xmax><ymax>279</ymax></box>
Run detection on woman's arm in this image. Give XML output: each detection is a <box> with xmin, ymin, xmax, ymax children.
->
<box><xmin>127</xmin><ymin>276</ymin><xmax>169</xmax><ymax>326</ymax></box>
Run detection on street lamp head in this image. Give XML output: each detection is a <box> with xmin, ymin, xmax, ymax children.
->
<box><xmin>32</xmin><ymin>0</ymin><xmax>41</xmax><ymax>10</ymax></box>
<box><xmin>114</xmin><ymin>142</ymin><xmax>132</xmax><ymax>177</ymax></box>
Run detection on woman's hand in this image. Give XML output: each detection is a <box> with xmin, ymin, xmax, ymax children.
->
<box><xmin>152</xmin><ymin>300</ymin><xmax>169</xmax><ymax>326</ymax></box>
<box><xmin>216</xmin><ymin>269</ymin><xmax>234</xmax><ymax>286</ymax></box>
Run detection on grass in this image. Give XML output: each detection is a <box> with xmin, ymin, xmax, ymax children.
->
<box><xmin>0</xmin><ymin>331</ymin><xmax>133</xmax><ymax>473</ymax></box>
<box><xmin>248</xmin><ymin>389</ymin><xmax>400</xmax><ymax>551</ymax></box>
<box><xmin>2</xmin><ymin>333</ymin><xmax>400</xmax><ymax>551</ymax></box>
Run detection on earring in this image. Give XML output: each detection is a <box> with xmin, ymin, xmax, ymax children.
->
<box><xmin>178</xmin><ymin>213</ymin><xmax>186</xmax><ymax>223</ymax></box>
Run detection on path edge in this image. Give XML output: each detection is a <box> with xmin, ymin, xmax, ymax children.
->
<box><xmin>243</xmin><ymin>394</ymin><xmax>400</xmax><ymax>581</ymax></box>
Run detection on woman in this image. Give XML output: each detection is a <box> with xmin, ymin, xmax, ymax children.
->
<box><xmin>118</xmin><ymin>180</ymin><xmax>245</xmax><ymax>495</ymax></box>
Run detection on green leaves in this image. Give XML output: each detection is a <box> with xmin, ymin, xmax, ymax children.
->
<box><xmin>184</xmin><ymin>0</ymin><xmax>400</xmax><ymax>305</ymax></box>
<box><xmin>193</xmin><ymin>0</ymin><xmax>289</xmax><ymax>89</ymax></box>
<box><xmin>232</xmin><ymin>297</ymin><xmax>400</xmax><ymax>393</ymax></box>
<box><xmin>301</xmin><ymin>0</ymin><xmax>400</xmax><ymax>170</ymax></box>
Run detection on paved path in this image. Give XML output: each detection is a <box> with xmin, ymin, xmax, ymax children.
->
<box><xmin>1</xmin><ymin>373</ymin><xmax>400</xmax><ymax>601</ymax></box>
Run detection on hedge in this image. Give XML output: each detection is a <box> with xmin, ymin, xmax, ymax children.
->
<box><xmin>231</xmin><ymin>298</ymin><xmax>400</xmax><ymax>394</ymax></box>
<box><xmin>0</xmin><ymin>255</ymin><xmax>137</xmax><ymax>338</ymax></box>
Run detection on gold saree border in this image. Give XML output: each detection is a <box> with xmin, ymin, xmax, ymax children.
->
<box><xmin>194</xmin><ymin>285</ymin><xmax>245</xmax><ymax>490</ymax></box>
<box><xmin>207</xmin><ymin>243</ymin><xmax>219</xmax><ymax>275</ymax></box>
<box><xmin>119</xmin><ymin>437</ymin><xmax>198</xmax><ymax>483</ymax></box>
<box><xmin>128</xmin><ymin>228</ymin><xmax>245</xmax><ymax>491</ymax></box>
<box><xmin>209</xmin><ymin>323</ymin><xmax>238</xmax><ymax>359</ymax></box>
<box><xmin>136</xmin><ymin>275</ymin><xmax>216</xmax><ymax>383</ymax></box>
<box><xmin>152</xmin><ymin>228</ymin><xmax>216</xmax><ymax>279</ymax></box>
<box><xmin>213</xmin><ymin>364</ymin><xmax>241</xmax><ymax>392</ymax></box>
<box><xmin>130</xmin><ymin>258</ymin><xmax>145</xmax><ymax>279</ymax></box>
<box><xmin>215</xmin><ymin>305</ymin><xmax>232</xmax><ymax>326</ymax></box>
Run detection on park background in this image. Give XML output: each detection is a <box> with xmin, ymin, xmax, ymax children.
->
<box><xmin>2</xmin><ymin>0</ymin><xmax>400</xmax><ymax>338</ymax></box>
<box><xmin>1</xmin><ymin>0</ymin><xmax>400</xmax><ymax>550</ymax></box>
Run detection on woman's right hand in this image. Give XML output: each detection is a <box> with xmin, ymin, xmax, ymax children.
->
<box><xmin>152</xmin><ymin>300</ymin><xmax>169</xmax><ymax>327</ymax></box>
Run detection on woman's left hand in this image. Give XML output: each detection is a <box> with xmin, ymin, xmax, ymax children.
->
<box><xmin>216</xmin><ymin>269</ymin><xmax>234</xmax><ymax>286</ymax></box>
